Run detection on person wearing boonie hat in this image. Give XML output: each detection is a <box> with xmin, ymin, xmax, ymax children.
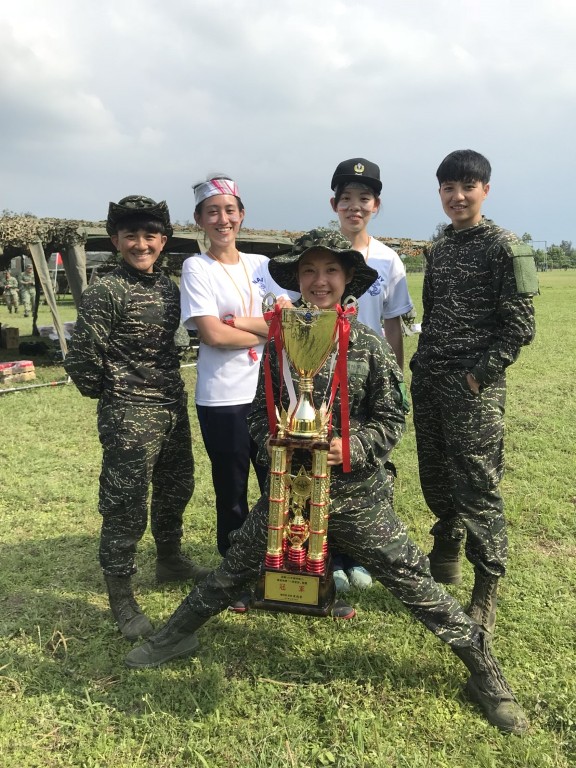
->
<box><xmin>125</xmin><ymin>228</ymin><xmax>531</xmax><ymax>738</ymax></box>
<box><xmin>65</xmin><ymin>195</ymin><xmax>209</xmax><ymax>642</ymax></box>
<box><xmin>180</xmin><ymin>174</ymin><xmax>293</xmax><ymax>594</ymax></box>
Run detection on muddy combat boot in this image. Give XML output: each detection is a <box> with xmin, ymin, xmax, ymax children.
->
<box><xmin>104</xmin><ymin>575</ymin><xmax>154</xmax><ymax>641</ymax></box>
<box><xmin>427</xmin><ymin>537</ymin><xmax>463</xmax><ymax>584</ymax></box>
<box><xmin>156</xmin><ymin>541</ymin><xmax>212</xmax><ymax>584</ymax></box>
<box><xmin>452</xmin><ymin>629</ymin><xmax>529</xmax><ymax>734</ymax></box>
<box><xmin>467</xmin><ymin>569</ymin><xmax>499</xmax><ymax>635</ymax></box>
<box><xmin>125</xmin><ymin>600</ymin><xmax>208</xmax><ymax>668</ymax></box>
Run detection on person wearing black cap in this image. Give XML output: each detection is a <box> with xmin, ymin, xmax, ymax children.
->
<box><xmin>330</xmin><ymin>157</ymin><xmax>413</xmax><ymax>368</ymax></box>
<box><xmin>65</xmin><ymin>196</ymin><xmax>209</xmax><ymax>642</ymax></box>
<box><xmin>329</xmin><ymin>158</ymin><xmax>414</xmax><ymax>593</ymax></box>
<box><xmin>124</xmin><ymin>229</ymin><xmax>530</xmax><ymax>738</ymax></box>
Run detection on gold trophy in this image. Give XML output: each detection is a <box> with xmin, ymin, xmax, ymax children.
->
<box><xmin>252</xmin><ymin>301</ymin><xmax>341</xmax><ymax>617</ymax></box>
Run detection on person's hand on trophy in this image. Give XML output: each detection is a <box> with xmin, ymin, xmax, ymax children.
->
<box><xmin>327</xmin><ymin>437</ymin><xmax>343</xmax><ymax>466</ymax></box>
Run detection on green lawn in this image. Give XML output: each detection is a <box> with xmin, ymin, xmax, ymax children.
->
<box><xmin>0</xmin><ymin>273</ymin><xmax>574</xmax><ymax>767</ymax></box>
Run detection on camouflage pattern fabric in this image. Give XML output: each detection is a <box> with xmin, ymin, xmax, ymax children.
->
<box><xmin>177</xmin><ymin>323</ymin><xmax>476</xmax><ymax>648</ymax></box>
<box><xmin>411</xmin><ymin>369</ymin><xmax>507</xmax><ymax>576</ymax></box>
<box><xmin>410</xmin><ymin>219</ymin><xmax>536</xmax><ymax>577</ymax></box>
<box><xmin>411</xmin><ymin>219</ymin><xmax>536</xmax><ymax>385</ymax></box>
<box><xmin>97</xmin><ymin>393</ymin><xmax>194</xmax><ymax>576</ymax></box>
<box><xmin>268</xmin><ymin>227</ymin><xmax>377</xmax><ymax>299</ymax></box>
<box><xmin>2</xmin><ymin>275</ymin><xmax>19</xmax><ymax>311</ymax></box>
<box><xmin>106</xmin><ymin>195</ymin><xmax>173</xmax><ymax>237</ymax></box>
<box><xmin>64</xmin><ymin>262</ymin><xmax>184</xmax><ymax>402</ymax></box>
<box><xmin>19</xmin><ymin>271</ymin><xmax>36</xmax><ymax>315</ymax></box>
<box><xmin>64</xmin><ymin>259</ymin><xmax>194</xmax><ymax>577</ymax></box>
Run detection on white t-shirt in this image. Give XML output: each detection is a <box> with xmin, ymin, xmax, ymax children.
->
<box><xmin>356</xmin><ymin>237</ymin><xmax>414</xmax><ymax>336</ymax></box>
<box><xmin>180</xmin><ymin>251</ymin><xmax>289</xmax><ymax>406</ymax></box>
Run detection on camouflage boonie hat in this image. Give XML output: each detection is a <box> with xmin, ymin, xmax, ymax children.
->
<box><xmin>106</xmin><ymin>195</ymin><xmax>173</xmax><ymax>237</ymax></box>
<box><xmin>268</xmin><ymin>227</ymin><xmax>378</xmax><ymax>299</ymax></box>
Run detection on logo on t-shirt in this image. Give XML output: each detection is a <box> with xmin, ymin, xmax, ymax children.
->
<box><xmin>253</xmin><ymin>276</ymin><xmax>267</xmax><ymax>296</ymax></box>
<box><xmin>368</xmin><ymin>276</ymin><xmax>383</xmax><ymax>296</ymax></box>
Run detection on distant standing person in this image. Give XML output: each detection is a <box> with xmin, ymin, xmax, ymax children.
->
<box><xmin>180</xmin><ymin>175</ymin><xmax>291</xmax><ymax>582</ymax></box>
<box><xmin>3</xmin><ymin>270</ymin><xmax>19</xmax><ymax>313</ymax></box>
<box><xmin>328</xmin><ymin>157</ymin><xmax>414</xmax><ymax>592</ymax></box>
<box><xmin>410</xmin><ymin>149</ymin><xmax>538</xmax><ymax>634</ymax></box>
<box><xmin>19</xmin><ymin>264</ymin><xmax>36</xmax><ymax>317</ymax></box>
<box><xmin>64</xmin><ymin>195</ymin><xmax>208</xmax><ymax>641</ymax></box>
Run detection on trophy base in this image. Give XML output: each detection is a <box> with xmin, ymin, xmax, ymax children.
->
<box><xmin>252</xmin><ymin>563</ymin><xmax>336</xmax><ymax>617</ymax></box>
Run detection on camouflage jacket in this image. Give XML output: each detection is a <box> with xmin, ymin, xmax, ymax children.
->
<box><xmin>248</xmin><ymin>321</ymin><xmax>405</xmax><ymax>511</ymax></box>
<box><xmin>411</xmin><ymin>219</ymin><xmax>536</xmax><ymax>386</ymax></box>
<box><xmin>64</xmin><ymin>262</ymin><xmax>184</xmax><ymax>403</ymax></box>
<box><xmin>19</xmin><ymin>273</ymin><xmax>35</xmax><ymax>290</ymax></box>
<box><xmin>2</xmin><ymin>276</ymin><xmax>19</xmax><ymax>294</ymax></box>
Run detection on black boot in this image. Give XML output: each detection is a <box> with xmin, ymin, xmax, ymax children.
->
<box><xmin>104</xmin><ymin>574</ymin><xmax>154</xmax><ymax>641</ymax></box>
<box><xmin>467</xmin><ymin>569</ymin><xmax>498</xmax><ymax>634</ymax></box>
<box><xmin>428</xmin><ymin>537</ymin><xmax>463</xmax><ymax>584</ymax></box>
<box><xmin>452</xmin><ymin>629</ymin><xmax>529</xmax><ymax>734</ymax></box>
<box><xmin>156</xmin><ymin>540</ymin><xmax>212</xmax><ymax>584</ymax></box>
<box><xmin>125</xmin><ymin>599</ymin><xmax>208</xmax><ymax>668</ymax></box>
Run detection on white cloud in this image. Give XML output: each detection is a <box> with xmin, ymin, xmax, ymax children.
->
<box><xmin>0</xmin><ymin>0</ymin><xmax>574</xmax><ymax>243</ymax></box>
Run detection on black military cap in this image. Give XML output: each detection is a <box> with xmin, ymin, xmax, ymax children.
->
<box><xmin>106</xmin><ymin>195</ymin><xmax>173</xmax><ymax>237</ymax></box>
<box><xmin>330</xmin><ymin>158</ymin><xmax>382</xmax><ymax>195</ymax></box>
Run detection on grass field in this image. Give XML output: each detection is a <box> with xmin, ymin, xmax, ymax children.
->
<box><xmin>0</xmin><ymin>272</ymin><xmax>575</xmax><ymax>767</ymax></box>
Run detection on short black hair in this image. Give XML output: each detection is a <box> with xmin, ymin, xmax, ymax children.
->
<box><xmin>112</xmin><ymin>214</ymin><xmax>168</xmax><ymax>236</ymax></box>
<box><xmin>436</xmin><ymin>149</ymin><xmax>491</xmax><ymax>185</ymax></box>
<box><xmin>333</xmin><ymin>182</ymin><xmax>380</xmax><ymax>207</ymax></box>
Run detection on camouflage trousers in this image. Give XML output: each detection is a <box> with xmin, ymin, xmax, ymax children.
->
<box><xmin>411</xmin><ymin>368</ymin><xmax>507</xmax><ymax>578</ymax></box>
<box><xmin>97</xmin><ymin>394</ymin><xmax>195</xmax><ymax>577</ymax></box>
<box><xmin>20</xmin><ymin>287</ymin><xmax>35</xmax><ymax>315</ymax></box>
<box><xmin>183</xmin><ymin>486</ymin><xmax>476</xmax><ymax>648</ymax></box>
<box><xmin>4</xmin><ymin>289</ymin><xmax>19</xmax><ymax>311</ymax></box>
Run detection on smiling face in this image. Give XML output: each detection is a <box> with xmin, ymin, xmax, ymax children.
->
<box><xmin>331</xmin><ymin>183</ymin><xmax>380</xmax><ymax>240</ymax></box>
<box><xmin>194</xmin><ymin>194</ymin><xmax>244</xmax><ymax>249</ymax></box>
<box><xmin>439</xmin><ymin>179</ymin><xmax>489</xmax><ymax>230</ymax></box>
<box><xmin>111</xmin><ymin>227</ymin><xmax>167</xmax><ymax>273</ymax></box>
<box><xmin>297</xmin><ymin>250</ymin><xmax>354</xmax><ymax>309</ymax></box>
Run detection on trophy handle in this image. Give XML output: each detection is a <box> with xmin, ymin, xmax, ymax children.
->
<box><xmin>262</xmin><ymin>291</ymin><xmax>277</xmax><ymax>316</ymax></box>
<box><xmin>342</xmin><ymin>295</ymin><xmax>359</xmax><ymax>315</ymax></box>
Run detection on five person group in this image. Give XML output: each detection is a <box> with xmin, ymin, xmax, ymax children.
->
<box><xmin>63</xmin><ymin>149</ymin><xmax>538</xmax><ymax>735</ymax></box>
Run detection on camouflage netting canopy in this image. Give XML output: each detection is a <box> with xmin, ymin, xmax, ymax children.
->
<box><xmin>0</xmin><ymin>211</ymin><xmax>90</xmax><ymax>265</ymax></box>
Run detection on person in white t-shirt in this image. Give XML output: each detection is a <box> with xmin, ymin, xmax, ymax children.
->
<box><xmin>328</xmin><ymin>157</ymin><xmax>414</xmax><ymax>594</ymax></box>
<box><xmin>180</xmin><ymin>176</ymin><xmax>289</xmax><ymax>585</ymax></box>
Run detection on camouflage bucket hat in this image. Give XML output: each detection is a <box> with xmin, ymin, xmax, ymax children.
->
<box><xmin>106</xmin><ymin>195</ymin><xmax>173</xmax><ymax>237</ymax></box>
<box><xmin>268</xmin><ymin>227</ymin><xmax>378</xmax><ymax>299</ymax></box>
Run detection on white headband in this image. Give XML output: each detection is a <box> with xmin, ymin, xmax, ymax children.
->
<box><xmin>194</xmin><ymin>178</ymin><xmax>240</xmax><ymax>206</ymax></box>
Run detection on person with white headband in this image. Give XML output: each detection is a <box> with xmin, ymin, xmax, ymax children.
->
<box><xmin>180</xmin><ymin>175</ymin><xmax>291</xmax><ymax>609</ymax></box>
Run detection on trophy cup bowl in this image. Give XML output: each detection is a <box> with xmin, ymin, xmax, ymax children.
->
<box><xmin>280</xmin><ymin>306</ymin><xmax>339</xmax><ymax>438</ymax></box>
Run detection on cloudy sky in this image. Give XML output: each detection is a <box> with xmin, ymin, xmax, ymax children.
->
<box><xmin>0</xmin><ymin>0</ymin><xmax>573</xmax><ymax>246</ymax></box>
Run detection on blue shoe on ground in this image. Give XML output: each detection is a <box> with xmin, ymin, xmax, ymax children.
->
<box><xmin>333</xmin><ymin>569</ymin><xmax>351</xmax><ymax>593</ymax></box>
<box><xmin>347</xmin><ymin>566</ymin><xmax>373</xmax><ymax>590</ymax></box>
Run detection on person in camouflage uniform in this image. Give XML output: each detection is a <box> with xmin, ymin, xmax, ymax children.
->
<box><xmin>19</xmin><ymin>265</ymin><xmax>36</xmax><ymax>317</ymax></box>
<box><xmin>3</xmin><ymin>270</ymin><xmax>19</xmax><ymax>313</ymax></box>
<box><xmin>410</xmin><ymin>150</ymin><xmax>538</xmax><ymax>636</ymax></box>
<box><xmin>64</xmin><ymin>195</ymin><xmax>208</xmax><ymax>642</ymax></box>
<box><xmin>125</xmin><ymin>229</ymin><xmax>529</xmax><ymax>735</ymax></box>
